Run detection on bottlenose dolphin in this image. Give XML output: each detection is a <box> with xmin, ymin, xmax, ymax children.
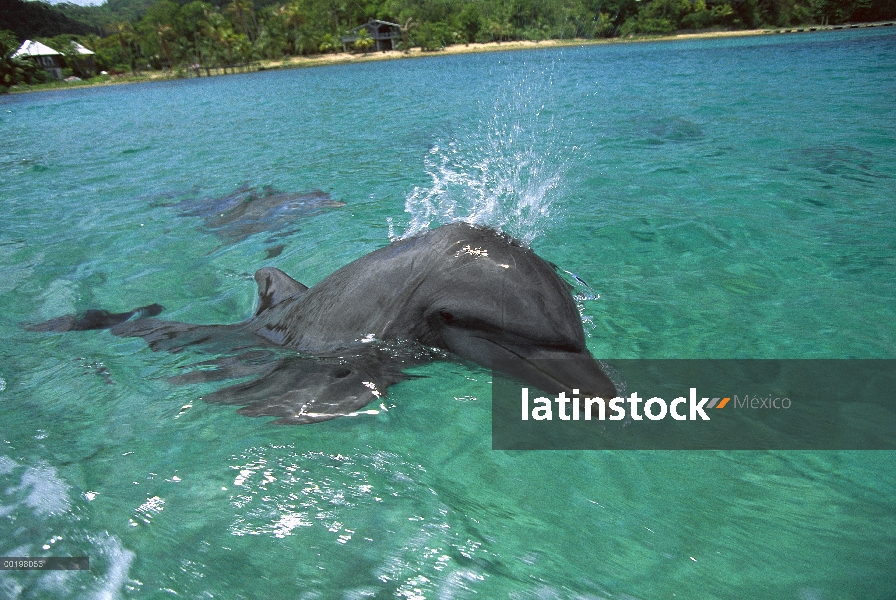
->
<box><xmin>168</xmin><ymin>184</ymin><xmax>346</xmax><ymax>244</ymax></box>
<box><xmin>27</xmin><ymin>222</ymin><xmax>615</xmax><ymax>424</ymax></box>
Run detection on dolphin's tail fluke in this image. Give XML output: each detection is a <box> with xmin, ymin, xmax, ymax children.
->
<box><xmin>23</xmin><ymin>303</ymin><xmax>164</xmax><ymax>333</ymax></box>
<box><xmin>109</xmin><ymin>318</ymin><xmax>261</xmax><ymax>354</ymax></box>
<box><xmin>24</xmin><ymin>304</ymin><xmax>262</xmax><ymax>356</ymax></box>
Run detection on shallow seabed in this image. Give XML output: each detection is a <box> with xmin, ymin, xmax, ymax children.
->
<box><xmin>1</xmin><ymin>27</ymin><xmax>894</xmax><ymax>599</ymax></box>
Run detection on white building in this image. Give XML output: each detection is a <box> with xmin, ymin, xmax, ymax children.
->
<box><xmin>12</xmin><ymin>40</ymin><xmax>65</xmax><ymax>79</ymax></box>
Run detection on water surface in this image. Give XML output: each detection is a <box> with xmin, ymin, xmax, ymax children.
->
<box><xmin>1</xmin><ymin>28</ymin><xmax>895</xmax><ymax>599</ymax></box>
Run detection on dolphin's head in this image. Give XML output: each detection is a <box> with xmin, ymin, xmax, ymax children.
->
<box><xmin>415</xmin><ymin>223</ymin><xmax>616</xmax><ymax>400</ymax></box>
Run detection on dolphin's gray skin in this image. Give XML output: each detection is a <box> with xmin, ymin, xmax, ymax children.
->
<box><xmin>28</xmin><ymin>223</ymin><xmax>615</xmax><ymax>424</ymax></box>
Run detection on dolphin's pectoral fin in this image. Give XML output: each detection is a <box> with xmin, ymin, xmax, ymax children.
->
<box><xmin>167</xmin><ymin>350</ymin><xmax>281</xmax><ymax>384</ymax></box>
<box><xmin>170</xmin><ymin>344</ymin><xmax>430</xmax><ymax>424</ymax></box>
<box><xmin>199</xmin><ymin>355</ymin><xmax>406</xmax><ymax>424</ymax></box>
<box><xmin>24</xmin><ymin>304</ymin><xmax>164</xmax><ymax>333</ymax></box>
<box><xmin>254</xmin><ymin>267</ymin><xmax>308</xmax><ymax>316</ymax></box>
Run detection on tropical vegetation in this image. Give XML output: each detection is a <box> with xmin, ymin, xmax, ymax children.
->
<box><xmin>2</xmin><ymin>0</ymin><xmax>894</xmax><ymax>90</ymax></box>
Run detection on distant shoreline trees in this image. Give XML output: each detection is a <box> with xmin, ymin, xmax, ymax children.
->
<box><xmin>2</xmin><ymin>0</ymin><xmax>895</xmax><ymax>88</ymax></box>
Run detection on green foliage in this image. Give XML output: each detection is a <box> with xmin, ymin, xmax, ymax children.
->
<box><xmin>620</xmin><ymin>0</ymin><xmax>743</xmax><ymax>34</ymax></box>
<box><xmin>594</xmin><ymin>12</ymin><xmax>617</xmax><ymax>37</ymax></box>
<box><xmin>352</xmin><ymin>27</ymin><xmax>374</xmax><ymax>52</ymax></box>
<box><xmin>457</xmin><ymin>3</ymin><xmax>480</xmax><ymax>42</ymax></box>
<box><xmin>620</xmin><ymin>0</ymin><xmax>692</xmax><ymax>34</ymax></box>
<box><xmin>808</xmin><ymin>0</ymin><xmax>866</xmax><ymax>23</ymax></box>
<box><xmin>410</xmin><ymin>21</ymin><xmax>455</xmax><ymax>51</ymax></box>
<box><xmin>679</xmin><ymin>0</ymin><xmax>737</xmax><ymax>30</ymax></box>
<box><xmin>3</xmin><ymin>0</ymin><xmax>895</xmax><ymax>84</ymax></box>
<box><xmin>620</xmin><ymin>16</ymin><xmax>675</xmax><ymax>35</ymax></box>
<box><xmin>318</xmin><ymin>32</ymin><xmax>338</xmax><ymax>53</ymax></box>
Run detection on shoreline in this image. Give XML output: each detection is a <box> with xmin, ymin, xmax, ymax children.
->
<box><xmin>7</xmin><ymin>21</ymin><xmax>895</xmax><ymax>95</ymax></box>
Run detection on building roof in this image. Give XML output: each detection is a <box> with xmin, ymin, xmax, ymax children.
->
<box><xmin>12</xmin><ymin>40</ymin><xmax>61</xmax><ymax>58</ymax></box>
<box><xmin>349</xmin><ymin>19</ymin><xmax>401</xmax><ymax>32</ymax></box>
<box><xmin>71</xmin><ymin>42</ymin><xmax>95</xmax><ymax>56</ymax></box>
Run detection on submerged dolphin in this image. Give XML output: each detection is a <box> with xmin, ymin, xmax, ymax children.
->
<box><xmin>145</xmin><ymin>184</ymin><xmax>346</xmax><ymax>250</ymax></box>
<box><xmin>28</xmin><ymin>222</ymin><xmax>615</xmax><ymax>424</ymax></box>
<box><xmin>176</xmin><ymin>185</ymin><xmax>346</xmax><ymax>244</ymax></box>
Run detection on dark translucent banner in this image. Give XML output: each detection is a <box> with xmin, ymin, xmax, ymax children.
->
<box><xmin>0</xmin><ymin>557</ymin><xmax>89</xmax><ymax>570</ymax></box>
<box><xmin>492</xmin><ymin>360</ymin><xmax>896</xmax><ymax>450</ymax></box>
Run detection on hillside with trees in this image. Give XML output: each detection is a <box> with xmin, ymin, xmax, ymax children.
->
<box><xmin>1</xmin><ymin>0</ymin><xmax>100</xmax><ymax>39</ymax></box>
<box><xmin>2</xmin><ymin>0</ymin><xmax>895</xmax><ymax>89</ymax></box>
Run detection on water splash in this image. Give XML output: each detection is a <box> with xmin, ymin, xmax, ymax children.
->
<box><xmin>0</xmin><ymin>459</ymin><xmax>70</xmax><ymax>517</ymax></box>
<box><xmin>558</xmin><ymin>268</ymin><xmax>601</xmax><ymax>336</ymax></box>
<box><xmin>398</xmin><ymin>59</ymin><xmax>574</xmax><ymax>244</ymax></box>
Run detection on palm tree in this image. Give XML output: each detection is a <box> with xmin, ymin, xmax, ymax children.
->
<box><xmin>353</xmin><ymin>27</ymin><xmax>373</xmax><ymax>53</ymax></box>
<box><xmin>226</xmin><ymin>0</ymin><xmax>257</xmax><ymax>42</ymax></box>
<box><xmin>156</xmin><ymin>24</ymin><xmax>175</xmax><ymax>70</ymax></box>
<box><xmin>81</xmin><ymin>33</ymin><xmax>101</xmax><ymax>52</ymax></box>
<box><xmin>253</xmin><ymin>8</ymin><xmax>289</xmax><ymax>59</ymax></box>
<box><xmin>201</xmin><ymin>9</ymin><xmax>230</xmax><ymax>71</ymax></box>
<box><xmin>279</xmin><ymin>2</ymin><xmax>307</xmax><ymax>55</ymax></box>
<box><xmin>399</xmin><ymin>17</ymin><xmax>416</xmax><ymax>51</ymax></box>
<box><xmin>110</xmin><ymin>21</ymin><xmax>137</xmax><ymax>74</ymax></box>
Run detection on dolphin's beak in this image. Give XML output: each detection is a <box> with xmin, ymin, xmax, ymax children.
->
<box><xmin>439</xmin><ymin>329</ymin><xmax>617</xmax><ymax>399</ymax></box>
<box><xmin>496</xmin><ymin>348</ymin><xmax>618</xmax><ymax>400</ymax></box>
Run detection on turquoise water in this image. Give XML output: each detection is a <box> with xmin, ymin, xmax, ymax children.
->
<box><xmin>1</xmin><ymin>28</ymin><xmax>895</xmax><ymax>598</ymax></box>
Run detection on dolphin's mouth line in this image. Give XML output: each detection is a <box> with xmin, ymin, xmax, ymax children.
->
<box><xmin>471</xmin><ymin>334</ymin><xmax>577</xmax><ymax>392</ymax></box>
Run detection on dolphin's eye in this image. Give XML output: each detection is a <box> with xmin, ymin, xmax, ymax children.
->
<box><xmin>440</xmin><ymin>311</ymin><xmax>454</xmax><ymax>324</ymax></box>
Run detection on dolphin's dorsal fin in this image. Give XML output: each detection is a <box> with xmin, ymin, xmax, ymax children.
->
<box><xmin>254</xmin><ymin>267</ymin><xmax>308</xmax><ymax>316</ymax></box>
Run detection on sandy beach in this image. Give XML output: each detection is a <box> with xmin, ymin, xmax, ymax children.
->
<box><xmin>256</xmin><ymin>28</ymin><xmax>781</xmax><ymax>71</ymax></box>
